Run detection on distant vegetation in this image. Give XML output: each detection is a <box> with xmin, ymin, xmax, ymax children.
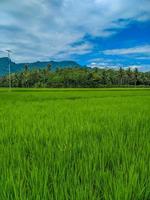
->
<box><xmin>0</xmin><ymin>64</ymin><xmax>150</xmax><ymax>88</ymax></box>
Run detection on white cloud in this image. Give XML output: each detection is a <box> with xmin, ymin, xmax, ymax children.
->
<box><xmin>136</xmin><ymin>56</ymin><xmax>150</xmax><ymax>60</ymax></box>
<box><xmin>87</xmin><ymin>56</ymin><xmax>150</xmax><ymax>71</ymax></box>
<box><xmin>88</xmin><ymin>62</ymin><xmax>150</xmax><ymax>72</ymax></box>
<box><xmin>124</xmin><ymin>65</ymin><xmax>150</xmax><ymax>71</ymax></box>
<box><xmin>102</xmin><ymin>45</ymin><xmax>150</xmax><ymax>56</ymax></box>
<box><xmin>0</xmin><ymin>0</ymin><xmax>150</xmax><ymax>62</ymax></box>
<box><xmin>89</xmin><ymin>62</ymin><xmax>109</xmax><ymax>69</ymax></box>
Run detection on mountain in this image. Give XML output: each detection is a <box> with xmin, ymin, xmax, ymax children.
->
<box><xmin>0</xmin><ymin>57</ymin><xmax>82</xmax><ymax>76</ymax></box>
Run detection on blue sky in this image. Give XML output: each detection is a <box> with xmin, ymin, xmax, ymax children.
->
<box><xmin>0</xmin><ymin>0</ymin><xmax>150</xmax><ymax>71</ymax></box>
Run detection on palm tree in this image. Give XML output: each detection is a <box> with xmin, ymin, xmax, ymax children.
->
<box><xmin>24</xmin><ymin>64</ymin><xmax>29</xmax><ymax>72</ymax></box>
<box><xmin>134</xmin><ymin>67</ymin><xmax>139</xmax><ymax>86</ymax></box>
<box><xmin>47</xmin><ymin>64</ymin><xmax>51</xmax><ymax>72</ymax></box>
<box><xmin>126</xmin><ymin>67</ymin><xmax>132</xmax><ymax>85</ymax></box>
<box><xmin>23</xmin><ymin>64</ymin><xmax>30</xmax><ymax>87</ymax></box>
<box><xmin>101</xmin><ymin>70</ymin><xmax>107</xmax><ymax>85</ymax></box>
<box><xmin>118</xmin><ymin>67</ymin><xmax>124</xmax><ymax>85</ymax></box>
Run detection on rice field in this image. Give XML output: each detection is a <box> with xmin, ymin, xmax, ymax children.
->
<box><xmin>0</xmin><ymin>88</ymin><xmax>150</xmax><ymax>200</ymax></box>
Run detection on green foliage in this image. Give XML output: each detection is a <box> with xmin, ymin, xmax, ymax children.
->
<box><xmin>0</xmin><ymin>67</ymin><xmax>150</xmax><ymax>88</ymax></box>
<box><xmin>0</xmin><ymin>88</ymin><xmax>150</xmax><ymax>199</ymax></box>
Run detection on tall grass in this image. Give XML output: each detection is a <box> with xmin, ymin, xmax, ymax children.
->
<box><xmin>0</xmin><ymin>89</ymin><xmax>150</xmax><ymax>199</ymax></box>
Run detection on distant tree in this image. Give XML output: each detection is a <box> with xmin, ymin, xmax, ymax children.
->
<box><xmin>23</xmin><ymin>64</ymin><xmax>30</xmax><ymax>87</ymax></box>
<box><xmin>47</xmin><ymin>64</ymin><xmax>51</xmax><ymax>72</ymax></box>
<box><xmin>101</xmin><ymin>70</ymin><xmax>107</xmax><ymax>85</ymax></box>
<box><xmin>126</xmin><ymin>67</ymin><xmax>132</xmax><ymax>85</ymax></box>
<box><xmin>118</xmin><ymin>67</ymin><xmax>124</xmax><ymax>85</ymax></box>
<box><xmin>0</xmin><ymin>65</ymin><xmax>150</xmax><ymax>88</ymax></box>
<box><xmin>24</xmin><ymin>64</ymin><xmax>29</xmax><ymax>72</ymax></box>
<box><xmin>134</xmin><ymin>68</ymin><xmax>139</xmax><ymax>86</ymax></box>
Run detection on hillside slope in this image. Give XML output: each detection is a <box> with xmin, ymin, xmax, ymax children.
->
<box><xmin>0</xmin><ymin>57</ymin><xmax>82</xmax><ymax>76</ymax></box>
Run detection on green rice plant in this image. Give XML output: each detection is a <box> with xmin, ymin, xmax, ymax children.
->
<box><xmin>0</xmin><ymin>88</ymin><xmax>149</xmax><ymax>200</ymax></box>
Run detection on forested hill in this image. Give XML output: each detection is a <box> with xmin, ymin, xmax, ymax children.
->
<box><xmin>0</xmin><ymin>57</ymin><xmax>81</xmax><ymax>76</ymax></box>
<box><xmin>0</xmin><ymin>65</ymin><xmax>150</xmax><ymax>88</ymax></box>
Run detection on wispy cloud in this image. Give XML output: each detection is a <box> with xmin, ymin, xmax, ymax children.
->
<box><xmin>0</xmin><ymin>0</ymin><xmax>150</xmax><ymax>62</ymax></box>
<box><xmin>102</xmin><ymin>45</ymin><xmax>150</xmax><ymax>56</ymax></box>
<box><xmin>88</xmin><ymin>57</ymin><xmax>150</xmax><ymax>71</ymax></box>
<box><xmin>88</xmin><ymin>62</ymin><xmax>150</xmax><ymax>72</ymax></box>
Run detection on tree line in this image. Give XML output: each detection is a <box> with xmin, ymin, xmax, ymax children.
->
<box><xmin>0</xmin><ymin>64</ymin><xmax>150</xmax><ymax>88</ymax></box>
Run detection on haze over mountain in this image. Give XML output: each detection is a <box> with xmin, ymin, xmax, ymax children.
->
<box><xmin>0</xmin><ymin>57</ymin><xmax>81</xmax><ymax>76</ymax></box>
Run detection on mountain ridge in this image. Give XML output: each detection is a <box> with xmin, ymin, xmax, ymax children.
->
<box><xmin>0</xmin><ymin>57</ymin><xmax>82</xmax><ymax>76</ymax></box>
